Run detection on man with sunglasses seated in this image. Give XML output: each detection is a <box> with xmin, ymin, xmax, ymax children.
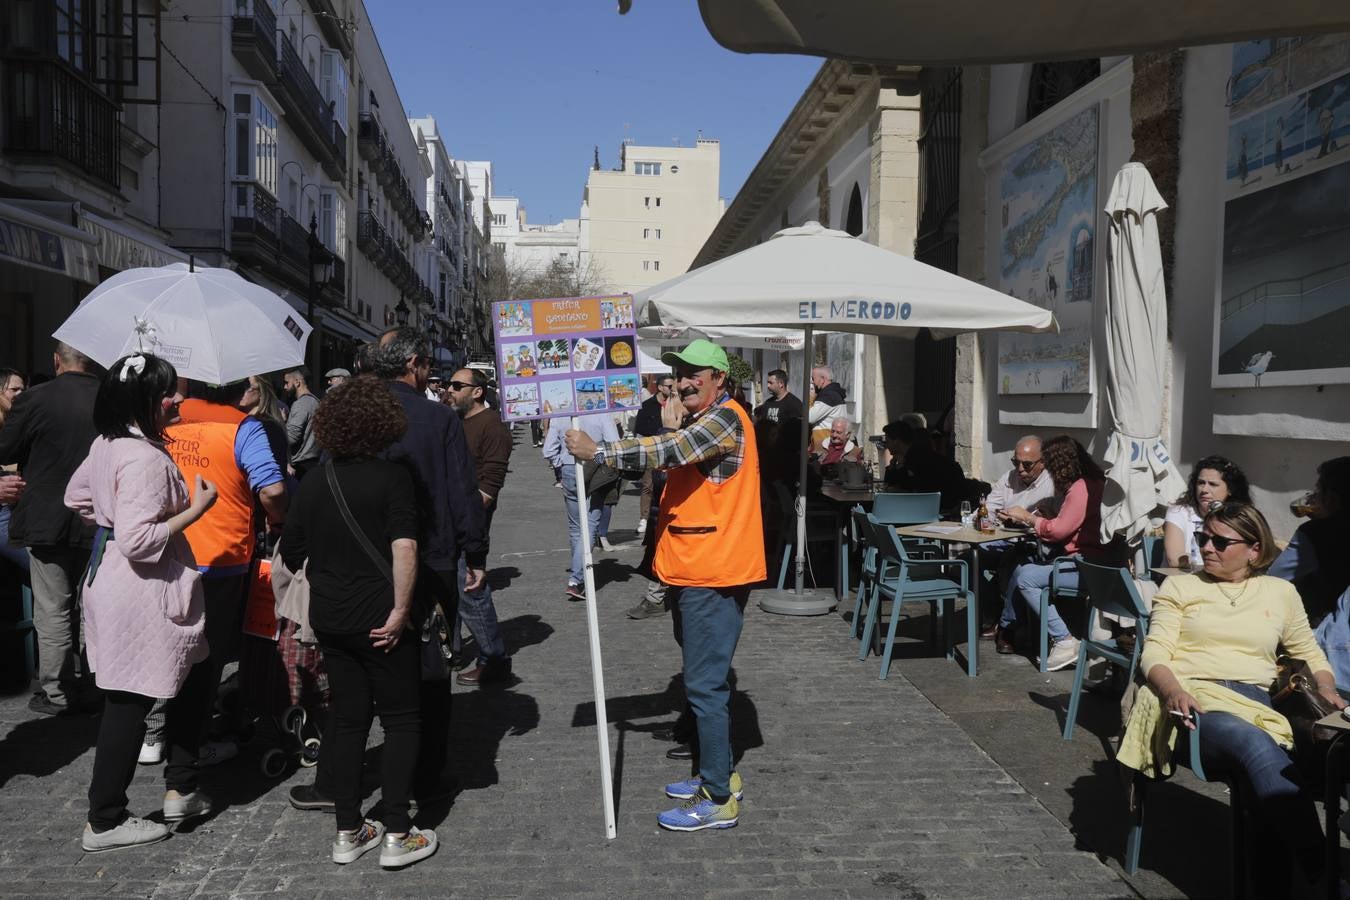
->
<box><xmin>976</xmin><ymin>435</ymin><xmax>1057</xmax><ymax>636</ymax></box>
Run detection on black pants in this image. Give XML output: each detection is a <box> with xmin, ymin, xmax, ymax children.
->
<box><xmin>87</xmin><ymin>660</ymin><xmax>214</xmax><ymax>831</ymax></box>
<box><xmin>201</xmin><ymin>573</ymin><xmax>249</xmax><ymax>735</ymax></box>
<box><xmin>316</xmin><ymin>629</ymin><xmax>421</xmax><ymax>832</ymax></box>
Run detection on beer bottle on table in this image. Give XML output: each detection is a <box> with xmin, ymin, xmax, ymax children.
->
<box><xmin>977</xmin><ymin>496</ymin><xmax>994</xmax><ymax>534</ymax></box>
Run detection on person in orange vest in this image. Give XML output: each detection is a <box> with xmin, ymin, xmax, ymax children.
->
<box><xmin>165</xmin><ymin>379</ymin><xmax>289</xmax><ymax>762</ymax></box>
<box><xmin>566</xmin><ymin>339</ymin><xmax>764</xmax><ymax>832</ymax></box>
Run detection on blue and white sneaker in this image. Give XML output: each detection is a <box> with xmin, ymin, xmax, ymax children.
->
<box><xmin>664</xmin><ymin>771</ymin><xmax>744</xmax><ymax>801</ymax></box>
<box><xmin>657</xmin><ymin>787</ymin><xmax>739</xmax><ymax>832</ymax></box>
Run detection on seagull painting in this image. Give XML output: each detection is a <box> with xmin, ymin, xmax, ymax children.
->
<box><xmin>1243</xmin><ymin>350</ymin><xmax>1274</xmax><ymax>387</ymax></box>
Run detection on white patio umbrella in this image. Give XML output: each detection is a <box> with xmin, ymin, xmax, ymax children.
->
<box><xmin>637</xmin><ymin>324</ymin><xmax>807</xmax><ymax>352</ymax></box>
<box><xmin>54</xmin><ymin>262</ymin><xmax>312</xmax><ymax>385</ymax></box>
<box><xmin>633</xmin><ymin>221</ymin><xmax>1057</xmax><ymax>611</ymax></box>
<box><xmin>1099</xmin><ymin>163</ymin><xmax>1186</xmax><ymax>543</ymax></box>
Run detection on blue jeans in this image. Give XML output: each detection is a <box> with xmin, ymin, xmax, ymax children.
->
<box><xmin>560</xmin><ymin>466</ymin><xmax>601</xmax><ymax>586</ymax></box>
<box><xmin>678</xmin><ymin>586</ymin><xmax>749</xmax><ymax>800</ymax></box>
<box><xmin>999</xmin><ymin>561</ymin><xmax>1077</xmax><ymax>641</ymax></box>
<box><xmin>595</xmin><ymin>503</ymin><xmax>613</xmax><ymax>540</ymax></box>
<box><xmin>455</xmin><ymin>507</ymin><xmax>506</xmax><ymax>663</ymax></box>
<box><xmin>1174</xmin><ymin>680</ymin><xmax>1323</xmax><ymax>891</ymax></box>
<box><xmin>0</xmin><ymin>504</ymin><xmax>28</xmax><ymax>573</ymax></box>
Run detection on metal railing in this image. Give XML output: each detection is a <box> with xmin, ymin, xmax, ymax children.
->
<box><xmin>276</xmin><ymin>36</ymin><xmax>337</xmax><ymax>159</ymax></box>
<box><xmin>1</xmin><ymin>59</ymin><xmax>121</xmax><ymax>188</ymax></box>
<box><xmin>232</xmin><ymin>182</ymin><xmax>279</xmax><ymax>245</ymax></box>
<box><xmin>230</xmin><ymin>1</ymin><xmax>277</xmax><ymax>79</ymax></box>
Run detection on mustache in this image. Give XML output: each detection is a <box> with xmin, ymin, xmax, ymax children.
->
<box><xmin>678</xmin><ymin>387</ymin><xmax>699</xmax><ymax>398</ymax></box>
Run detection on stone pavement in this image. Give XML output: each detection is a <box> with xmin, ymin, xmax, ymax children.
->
<box><xmin>0</xmin><ymin>430</ymin><xmax>1138</xmax><ymax>899</ymax></box>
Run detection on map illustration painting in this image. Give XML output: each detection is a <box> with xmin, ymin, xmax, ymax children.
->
<box><xmin>996</xmin><ymin>106</ymin><xmax>1098</xmax><ymax>395</ymax></box>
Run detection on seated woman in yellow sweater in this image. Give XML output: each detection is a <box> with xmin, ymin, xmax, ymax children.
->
<box><xmin>1123</xmin><ymin>502</ymin><xmax>1344</xmax><ymax>896</ymax></box>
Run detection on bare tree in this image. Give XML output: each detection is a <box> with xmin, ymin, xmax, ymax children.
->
<box><xmin>486</xmin><ymin>255</ymin><xmax>611</xmax><ymax>301</ymax></box>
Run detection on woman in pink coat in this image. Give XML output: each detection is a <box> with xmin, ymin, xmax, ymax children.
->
<box><xmin>64</xmin><ymin>353</ymin><xmax>219</xmax><ymax>853</ymax></box>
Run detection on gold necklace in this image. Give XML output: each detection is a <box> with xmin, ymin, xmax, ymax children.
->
<box><xmin>1215</xmin><ymin>578</ymin><xmax>1250</xmax><ymax>606</ymax></box>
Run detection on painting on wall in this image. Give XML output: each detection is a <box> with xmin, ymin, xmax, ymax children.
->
<box><xmin>1215</xmin><ymin>35</ymin><xmax>1350</xmax><ymax>389</ymax></box>
<box><xmin>995</xmin><ymin>105</ymin><xmax>1099</xmax><ymax>395</ymax></box>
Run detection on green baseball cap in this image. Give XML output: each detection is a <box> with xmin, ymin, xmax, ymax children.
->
<box><xmin>661</xmin><ymin>338</ymin><xmax>730</xmax><ymax>373</ymax></box>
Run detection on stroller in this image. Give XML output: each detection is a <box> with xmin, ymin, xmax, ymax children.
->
<box><xmin>239</xmin><ymin>554</ymin><xmax>330</xmax><ymax>778</ymax></box>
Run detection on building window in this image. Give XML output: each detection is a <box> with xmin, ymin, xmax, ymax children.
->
<box><xmin>634</xmin><ymin>161</ymin><xmax>661</xmax><ymax>175</ymax></box>
<box><xmin>492</xmin><ymin>213</ymin><xmax>506</xmax><ymax>227</ymax></box>
<box><xmin>643</xmin><ymin>227</ymin><xmax>649</xmax><ymax>239</ymax></box>
<box><xmin>231</xmin><ymin>91</ymin><xmax>278</xmax><ymax>195</ymax></box>
<box><xmin>493</xmin><ymin>241</ymin><xmax>505</xmax><ymax>252</ymax></box>
<box><xmin>655</xmin><ymin>197</ymin><xmax>661</xmax><ymax>207</ymax></box>
<box><xmin>642</xmin><ymin>260</ymin><xmax>649</xmax><ymax>271</ymax></box>
<box><xmin>655</xmin><ymin>228</ymin><xmax>661</xmax><ymax>239</ymax></box>
<box><xmin>1025</xmin><ymin>60</ymin><xmax>1102</xmax><ymax>122</ymax></box>
<box><xmin>321</xmin><ymin>51</ymin><xmax>349</xmax><ymax>130</ymax></box>
<box><xmin>653</xmin><ymin>260</ymin><xmax>660</xmax><ymax>271</ymax></box>
<box><xmin>54</xmin><ymin>0</ymin><xmax>93</xmax><ymax>73</ymax></box>
<box><xmin>320</xmin><ymin>189</ymin><xmax>346</xmax><ymax>259</ymax></box>
<box><xmin>644</xmin><ymin>196</ymin><xmax>650</xmax><ymax>208</ymax></box>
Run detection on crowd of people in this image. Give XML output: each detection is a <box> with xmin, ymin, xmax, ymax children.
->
<box><xmin>4</xmin><ymin>334</ymin><xmax>1350</xmax><ymax>879</ymax></box>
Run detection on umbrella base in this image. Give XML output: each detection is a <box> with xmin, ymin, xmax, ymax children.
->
<box><xmin>755</xmin><ymin>588</ymin><xmax>836</xmax><ymax>617</ymax></box>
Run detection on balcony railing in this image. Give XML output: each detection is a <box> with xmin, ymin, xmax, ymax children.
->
<box><xmin>230</xmin><ymin>2</ymin><xmax>278</xmax><ymax>83</ymax></box>
<box><xmin>357</xmin><ymin>112</ymin><xmax>382</xmax><ymax>161</ymax></box>
<box><xmin>0</xmin><ymin>59</ymin><xmax>121</xmax><ymax>188</ymax></box>
<box><xmin>275</xmin><ymin>37</ymin><xmax>338</xmax><ymax>166</ymax></box>
<box><xmin>357</xmin><ymin>210</ymin><xmax>389</xmax><ymax>261</ymax></box>
<box><xmin>232</xmin><ymin>182</ymin><xmax>280</xmax><ymax>248</ymax></box>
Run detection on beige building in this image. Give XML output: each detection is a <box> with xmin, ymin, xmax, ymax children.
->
<box><xmin>690</xmin><ymin>62</ymin><xmax>938</xmax><ymax>444</ymax></box>
<box><xmin>581</xmin><ymin>140</ymin><xmax>725</xmax><ymax>295</ymax></box>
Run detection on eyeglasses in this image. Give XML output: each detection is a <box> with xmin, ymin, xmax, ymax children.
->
<box><xmin>1013</xmin><ymin>458</ymin><xmax>1041</xmax><ymax>470</ymax></box>
<box><xmin>448</xmin><ymin>381</ymin><xmax>473</xmax><ymax>391</ymax></box>
<box><xmin>1194</xmin><ymin>531</ymin><xmax>1251</xmax><ymax>552</ymax></box>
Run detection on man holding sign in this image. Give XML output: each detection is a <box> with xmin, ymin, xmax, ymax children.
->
<box><xmin>566</xmin><ymin>339</ymin><xmax>765</xmax><ymax>832</ymax></box>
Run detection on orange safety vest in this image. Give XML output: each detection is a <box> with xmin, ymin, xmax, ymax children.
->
<box><xmin>165</xmin><ymin>399</ymin><xmax>255</xmax><ymax>570</ymax></box>
<box><xmin>654</xmin><ymin>397</ymin><xmax>766</xmax><ymax>588</ymax></box>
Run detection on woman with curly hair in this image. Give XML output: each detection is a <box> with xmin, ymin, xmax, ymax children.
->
<box><xmin>994</xmin><ymin>435</ymin><xmax>1118</xmax><ymax>670</ymax></box>
<box><xmin>1164</xmin><ymin>455</ymin><xmax>1250</xmax><ymax>569</ymax></box>
<box><xmin>281</xmin><ymin>376</ymin><xmax>437</xmax><ymax>869</ymax></box>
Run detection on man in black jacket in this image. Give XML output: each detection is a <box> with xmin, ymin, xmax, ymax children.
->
<box><xmin>0</xmin><ymin>342</ymin><xmax>100</xmax><ymax>715</ymax></box>
<box><xmin>633</xmin><ymin>375</ymin><xmax>675</xmax><ymax>539</ymax></box>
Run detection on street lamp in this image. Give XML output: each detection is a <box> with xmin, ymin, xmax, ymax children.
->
<box><xmin>306</xmin><ymin>214</ymin><xmax>335</xmax><ymax>369</ymax></box>
<box><xmin>394</xmin><ymin>297</ymin><xmax>411</xmax><ymax>326</ymax></box>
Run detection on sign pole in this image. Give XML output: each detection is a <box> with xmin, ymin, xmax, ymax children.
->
<box><xmin>572</xmin><ymin>414</ymin><xmax>618</xmax><ymax>840</ymax></box>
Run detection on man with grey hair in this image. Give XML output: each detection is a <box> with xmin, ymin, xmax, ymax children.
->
<box><xmin>807</xmin><ymin>365</ymin><xmax>848</xmax><ymax>434</ymax></box>
<box><xmin>979</xmin><ymin>435</ymin><xmax>1056</xmax><ymax>648</ymax></box>
<box><xmin>0</xmin><ymin>342</ymin><xmax>101</xmax><ymax>715</ymax></box>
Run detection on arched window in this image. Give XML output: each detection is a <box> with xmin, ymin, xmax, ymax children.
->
<box><xmin>1025</xmin><ymin>60</ymin><xmax>1101</xmax><ymax>122</ymax></box>
<box><xmin>844</xmin><ymin>183</ymin><xmax>863</xmax><ymax>237</ymax></box>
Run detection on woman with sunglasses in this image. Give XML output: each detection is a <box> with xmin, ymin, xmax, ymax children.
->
<box><xmin>1124</xmin><ymin>502</ymin><xmax>1343</xmax><ymax>896</ymax></box>
<box><xmin>1163</xmin><ymin>455</ymin><xmax>1250</xmax><ymax>569</ymax></box>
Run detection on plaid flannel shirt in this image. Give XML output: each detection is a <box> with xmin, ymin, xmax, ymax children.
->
<box><xmin>594</xmin><ymin>394</ymin><xmax>746</xmax><ymax>484</ymax></box>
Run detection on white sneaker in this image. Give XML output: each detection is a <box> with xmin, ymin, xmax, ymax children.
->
<box><xmin>198</xmin><ymin>740</ymin><xmax>238</xmax><ymax>767</ymax></box>
<box><xmin>82</xmin><ymin>817</ymin><xmax>169</xmax><ymax>853</ymax></box>
<box><xmin>636</xmin><ymin>520</ymin><xmax>647</xmax><ymax>535</ymax></box>
<box><xmin>1043</xmin><ymin>637</ymin><xmax>1081</xmax><ymax>672</ymax></box>
<box><xmin>598</xmin><ymin>537</ymin><xmax>616</xmax><ymax>552</ymax></box>
<box><xmin>333</xmin><ymin>820</ymin><xmax>385</xmax><ymax>864</ymax></box>
<box><xmin>138</xmin><ymin>741</ymin><xmax>162</xmax><ymax>765</ymax></box>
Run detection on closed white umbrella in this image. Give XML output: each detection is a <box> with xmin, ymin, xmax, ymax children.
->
<box><xmin>1100</xmin><ymin>163</ymin><xmax>1186</xmax><ymax>543</ymax></box>
<box><xmin>634</xmin><ymin>222</ymin><xmax>1057</xmax><ymax>613</ymax></box>
<box><xmin>54</xmin><ymin>263</ymin><xmax>312</xmax><ymax>384</ymax></box>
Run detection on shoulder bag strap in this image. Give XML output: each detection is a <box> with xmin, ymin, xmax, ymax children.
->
<box><xmin>325</xmin><ymin>460</ymin><xmax>393</xmax><ymax>584</ymax></box>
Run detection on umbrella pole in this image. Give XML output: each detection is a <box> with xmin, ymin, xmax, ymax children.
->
<box><xmin>795</xmin><ymin>324</ymin><xmax>812</xmax><ymax>594</ymax></box>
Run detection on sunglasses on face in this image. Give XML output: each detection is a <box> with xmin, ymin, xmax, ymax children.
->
<box><xmin>1013</xmin><ymin>458</ymin><xmax>1041</xmax><ymax>470</ymax></box>
<box><xmin>1194</xmin><ymin>531</ymin><xmax>1251</xmax><ymax>552</ymax></box>
<box><xmin>448</xmin><ymin>381</ymin><xmax>473</xmax><ymax>391</ymax></box>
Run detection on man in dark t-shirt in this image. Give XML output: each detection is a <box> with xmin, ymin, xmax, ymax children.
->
<box><xmin>753</xmin><ymin>369</ymin><xmax>804</xmax><ymax>424</ymax></box>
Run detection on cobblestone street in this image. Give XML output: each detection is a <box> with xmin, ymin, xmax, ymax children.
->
<box><xmin>0</xmin><ymin>433</ymin><xmax>1140</xmax><ymax>898</ymax></box>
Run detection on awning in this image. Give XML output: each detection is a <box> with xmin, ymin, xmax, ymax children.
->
<box><xmin>692</xmin><ymin>0</ymin><xmax>1350</xmax><ymax>65</ymax></box>
<box><xmin>0</xmin><ymin>200</ymin><xmax>98</xmax><ymax>284</ymax></box>
<box><xmin>79</xmin><ymin>211</ymin><xmax>188</xmax><ymax>272</ymax></box>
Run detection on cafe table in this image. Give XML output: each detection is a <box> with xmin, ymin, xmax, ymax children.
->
<box><xmin>817</xmin><ymin>481</ymin><xmax>876</xmax><ymax>600</ymax></box>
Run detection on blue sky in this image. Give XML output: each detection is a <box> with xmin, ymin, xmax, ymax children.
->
<box><xmin>367</xmin><ymin>0</ymin><xmax>820</xmax><ymax>225</ymax></box>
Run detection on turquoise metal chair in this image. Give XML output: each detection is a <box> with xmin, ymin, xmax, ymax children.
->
<box><xmin>1062</xmin><ymin>562</ymin><xmax>1149</xmax><ymax>740</ymax></box>
<box><xmin>1125</xmin><ymin>714</ymin><xmax>1246</xmax><ymax>896</ymax></box>
<box><xmin>1034</xmin><ymin>555</ymin><xmax>1084</xmax><ymax>673</ymax></box>
<box><xmin>870</xmin><ymin>491</ymin><xmax>940</xmax><ymax>525</ymax></box>
<box><xmin>848</xmin><ymin>505</ymin><xmax>881</xmax><ymax>641</ymax></box>
<box><xmin>858</xmin><ymin>513</ymin><xmax>976</xmax><ymax>678</ymax></box>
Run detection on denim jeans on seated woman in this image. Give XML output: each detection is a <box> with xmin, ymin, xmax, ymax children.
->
<box><xmin>998</xmin><ymin>561</ymin><xmax>1076</xmax><ymax>641</ymax></box>
<box><xmin>1172</xmin><ymin>679</ymin><xmax>1324</xmax><ymax>896</ymax></box>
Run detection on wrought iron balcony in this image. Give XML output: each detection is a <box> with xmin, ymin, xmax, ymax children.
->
<box><xmin>275</xmin><ymin>37</ymin><xmax>339</xmax><ymax>168</ymax></box>
<box><xmin>325</xmin><ymin>118</ymin><xmax>346</xmax><ymax>183</ymax></box>
<box><xmin>230</xmin><ymin>2</ymin><xmax>278</xmax><ymax>84</ymax></box>
<box><xmin>231</xmin><ymin>183</ymin><xmax>333</xmax><ymax>295</ymax></box>
<box><xmin>0</xmin><ymin>59</ymin><xmax>121</xmax><ymax>188</ymax></box>
<box><xmin>357</xmin><ymin>210</ymin><xmax>390</xmax><ymax>262</ymax></box>
<box><xmin>357</xmin><ymin>113</ymin><xmax>382</xmax><ymax>162</ymax></box>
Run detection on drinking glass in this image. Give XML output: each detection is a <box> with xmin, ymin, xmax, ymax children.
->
<box><xmin>1289</xmin><ymin>490</ymin><xmax>1316</xmax><ymax>519</ymax></box>
<box><xmin>959</xmin><ymin>501</ymin><xmax>972</xmax><ymax>527</ymax></box>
